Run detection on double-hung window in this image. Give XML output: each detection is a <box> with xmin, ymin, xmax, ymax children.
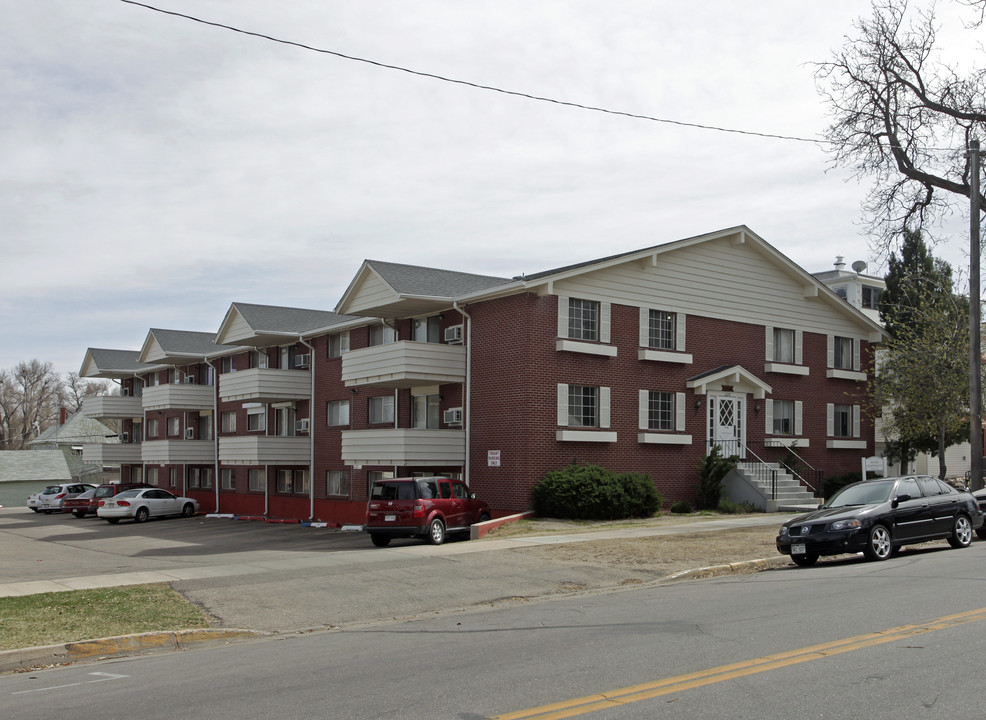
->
<box><xmin>327</xmin><ymin>400</ymin><xmax>350</xmax><ymax>427</ymax></box>
<box><xmin>248</xmin><ymin>469</ymin><xmax>264</xmax><ymax>492</ymax></box>
<box><xmin>221</xmin><ymin>412</ymin><xmax>236</xmax><ymax>433</ymax></box>
<box><xmin>833</xmin><ymin>336</ymin><xmax>853</xmax><ymax>370</ymax></box>
<box><xmin>568</xmin><ymin>385</ymin><xmax>599</xmax><ymax>427</ymax></box>
<box><xmin>568</xmin><ymin>299</ymin><xmax>599</xmax><ymax>341</ymax></box>
<box><xmin>246</xmin><ymin>404</ymin><xmax>265</xmax><ymax>432</ymax></box>
<box><xmin>412</xmin><ymin>393</ymin><xmax>441</xmax><ymax>429</ymax></box>
<box><xmin>327</xmin><ymin>332</ymin><xmax>349</xmax><ymax>358</ymax></box>
<box><xmin>773</xmin><ymin>400</ymin><xmax>794</xmax><ymax>435</ymax></box>
<box><xmin>648</xmin><ymin>391</ymin><xmax>674</xmax><ymax>431</ymax></box>
<box><xmin>326</xmin><ymin>471</ymin><xmax>350</xmax><ymax>496</ymax></box>
<box><xmin>773</xmin><ymin>329</ymin><xmax>795</xmax><ymax>364</ymax></box>
<box><xmin>648</xmin><ymin>311</ymin><xmax>675</xmax><ymax>351</ymax></box>
<box><xmin>221</xmin><ymin>468</ymin><xmax>235</xmax><ymax>490</ymax></box>
<box><xmin>369</xmin><ymin>395</ymin><xmax>395</xmax><ymax>424</ymax></box>
<box><xmin>167</xmin><ymin>417</ymin><xmax>180</xmax><ymax>437</ymax></box>
<box><xmin>832</xmin><ymin>404</ymin><xmax>852</xmax><ymax>437</ymax></box>
<box><xmin>368</xmin><ymin>324</ymin><xmax>396</xmax><ymax>347</ymax></box>
<box><xmin>274</xmin><ymin>406</ymin><xmax>296</xmax><ymax>436</ymax></box>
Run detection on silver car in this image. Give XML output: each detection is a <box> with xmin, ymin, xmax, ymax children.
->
<box><xmin>37</xmin><ymin>483</ymin><xmax>95</xmax><ymax>514</ymax></box>
<box><xmin>97</xmin><ymin>488</ymin><xmax>199</xmax><ymax>524</ymax></box>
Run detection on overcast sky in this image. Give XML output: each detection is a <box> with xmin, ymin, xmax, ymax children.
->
<box><xmin>1</xmin><ymin>1</ymin><xmax>979</xmax><ymax>375</ymax></box>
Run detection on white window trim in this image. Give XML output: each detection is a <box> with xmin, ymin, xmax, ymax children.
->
<box><xmin>557</xmin><ymin>296</ymin><xmax>612</xmax><ymax>345</ymax></box>
<box><xmin>765</xmin><ymin>399</ymin><xmax>803</xmax><ymax>436</ymax></box>
<box><xmin>638</xmin><ymin>433</ymin><xmax>692</xmax><ymax>445</ymax></box>
<box><xmin>556</xmin><ymin>339</ymin><xmax>619</xmax><ymax>357</ymax></box>
<box><xmin>556</xmin><ymin>429</ymin><xmax>619</xmax><ymax>443</ymax></box>
<box><xmin>637</xmin><ymin>308</ymin><xmax>690</xmax><ymax>363</ymax></box>
<box><xmin>557</xmin><ymin>383</ymin><xmax>611</xmax><ymax>431</ymax></box>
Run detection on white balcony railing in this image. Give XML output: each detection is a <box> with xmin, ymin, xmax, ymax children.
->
<box><xmin>81</xmin><ymin>395</ymin><xmax>143</xmax><ymax>419</ymax></box>
<box><xmin>218</xmin><ymin>369</ymin><xmax>311</xmax><ymax>403</ymax></box>
<box><xmin>82</xmin><ymin>443</ymin><xmax>142</xmax><ymax>465</ymax></box>
<box><xmin>218</xmin><ymin>435</ymin><xmax>311</xmax><ymax>466</ymax></box>
<box><xmin>141</xmin><ymin>439</ymin><xmax>217</xmax><ymax>465</ymax></box>
<box><xmin>341</xmin><ymin>428</ymin><xmax>465</xmax><ymax>467</ymax></box>
<box><xmin>341</xmin><ymin>341</ymin><xmax>466</xmax><ymax>389</ymax></box>
<box><xmin>142</xmin><ymin>383</ymin><xmax>215</xmax><ymax>412</ymax></box>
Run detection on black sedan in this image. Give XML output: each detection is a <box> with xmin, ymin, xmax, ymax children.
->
<box><xmin>777</xmin><ymin>476</ymin><xmax>983</xmax><ymax>567</ymax></box>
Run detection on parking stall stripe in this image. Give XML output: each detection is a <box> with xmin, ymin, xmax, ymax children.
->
<box><xmin>490</xmin><ymin>606</ymin><xmax>986</xmax><ymax>720</ymax></box>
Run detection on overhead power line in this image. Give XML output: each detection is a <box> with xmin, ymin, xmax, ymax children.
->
<box><xmin>119</xmin><ymin>0</ymin><xmax>825</xmax><ymax>145</ymax></box>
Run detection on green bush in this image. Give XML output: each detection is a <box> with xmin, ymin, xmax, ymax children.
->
<box><xmin>531</xmin><ymin>464</ymin><xmax>662</xmax><ymax>519</ymax></box>
<box><xmin>696</xmin><ymin>445</ymin><xmax>738</xmax><ymax>510</ymax></box>
<box><xmin>670</xmin><ymin>500</ymin><xmax>692</xmax><ymax>514</ymax></box>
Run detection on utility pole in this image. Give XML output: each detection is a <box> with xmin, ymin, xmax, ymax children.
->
<box><xmin>969</xmin><ymin>139</ymin><xmax>983</xmax><ymax>491</ymax></box>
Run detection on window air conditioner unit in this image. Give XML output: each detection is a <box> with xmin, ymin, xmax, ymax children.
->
<box><xmin>184</xmin><ymin>428</ymin><xmax>195</xmax><ymax>440</ymax></box>
<box><xmin>122</xmin><ymin>432</ymin><xmax>129</xmax><ymax>443</ymax></box>
<box><xmin>443</xmin><ymin>408</ymin><xmax>463</xmax><ymax>425</ymax></box>
<box><xmin>444</xmin><ymin>325</ymin><xmax>463</xmax><ymax>344</ymax></box>
<box><xmin>294</xmin><ymin>354</ymin><xmax>311</xmax><ymax>368</ymax></box>
<box><xmin>296</xmin><ymin>418</ymin><xmax>310</xmax><ymax>433</ymax></box>
<box><xmin>122</xmin><ymin>387</ymin><xmax>130</xmax><ymax>396</ymax></box>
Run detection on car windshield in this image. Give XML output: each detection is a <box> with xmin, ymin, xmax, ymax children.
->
<box><xmin>42</xmin><ymin>486</ymin><xmax>61</xmax><ymax>494</ymax></box>
<box><xmin>824</xmin><ymin>481</ymin><xmax>895</xmax><ymax>508</ymax></box>
<box><xmin>94</xmin><ymin>486</ymin><xmax>118</xmax><ymax>498</ymax></box>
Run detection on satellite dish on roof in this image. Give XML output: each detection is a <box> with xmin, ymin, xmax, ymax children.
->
<box><xmin>851</xmin><ymin>260</ymin><xmax>867</xmax><ymax>273</ymax></box>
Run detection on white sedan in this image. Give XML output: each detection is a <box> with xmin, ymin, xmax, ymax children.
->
<box><xmin>97</xmin><ymin>488</ymin><xmax>199</xmax><ymax>524</ymax></box>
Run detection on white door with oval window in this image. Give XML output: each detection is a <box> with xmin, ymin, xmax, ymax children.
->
<box><xmin>708</xmin><ymin>394</ymin><xmax>745</xmax><ymax>458</ymax></box>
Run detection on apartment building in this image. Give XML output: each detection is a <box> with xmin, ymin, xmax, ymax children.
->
<box><xmin>80</xmin><ymin>226</ymin><xmax>886</xmax><ymax>523</ymax></box>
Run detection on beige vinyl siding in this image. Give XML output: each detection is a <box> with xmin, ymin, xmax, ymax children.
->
<box><xmin>215</xmin><ymin>309</ymin><xmax>259</xmax><ymax>345</ymax></box>
<box><xmin>551</xmin><ymin>236</ymin><xmax>874</xmax><ymax>338</ymax></box>
<box><xmin>344</xmin><ymin>272</ymin><xmax>401</xmax><ymax>316</ymax></box>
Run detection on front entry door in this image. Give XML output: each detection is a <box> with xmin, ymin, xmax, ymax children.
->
<box><xmin>709</xmin><ymin>394</ymin><xmax>745</xmax><ymax>458</ymax></box>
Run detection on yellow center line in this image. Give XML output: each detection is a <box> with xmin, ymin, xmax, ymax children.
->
<box><xmin>491</xmin><ymin>606</ymin><xmax>986</xmax><ymax>720</ymax></box>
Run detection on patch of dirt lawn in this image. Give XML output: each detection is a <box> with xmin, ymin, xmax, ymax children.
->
<box><xmin>488</xmin><ymin>514</ymin><xmax>789</xmax><ymax>579</ymax></box>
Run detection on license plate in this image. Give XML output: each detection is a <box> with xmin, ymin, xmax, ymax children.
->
<box><xmin>384</xmin><ymin>514</ymin><xmax>396</xmax><ymax>522</ymax></box>
<box><xmin>791</xmin><ymin>543</ymin><xmax>807</xmax><ymax>555</ymax></box>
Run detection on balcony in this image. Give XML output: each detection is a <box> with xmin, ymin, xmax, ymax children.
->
<box><xmin>341</xmin><ymin>341</ymin><xmax>466</xmax><ymax>389</ymax></box>
<box><xmin>142</xmin><ymin>383</ymin><xmax>215</xmax><ymax>412</ymax></box>
<box><xmin>341</xmin><ymin>428</ymin><xmax>465</xmax><ymax>467</ymax></box>
<box><xmin>218</xmin><ymin>369</ymin><xmax>311</xmax><ymax>403</ymax></box>
<box><xmin>82</xmin><ymin>443</ymin><xmax>142</xmax><ymax>465</ymax></box>
<box><xmin>219</xmin><ymin>435</ymin><xmax>311</xmax><ymax>466</ymax></box>
<box><xmin>141</xmin><ymin>439</ymin><xmax>217</xmax><ymax>465</ymax></box>
<box><xmin>81</xmin><ymin>395</ymin><xmax>143</xmax><ymax>419</ymax></box>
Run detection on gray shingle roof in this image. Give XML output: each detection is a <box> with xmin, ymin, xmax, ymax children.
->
<box><xmin>29</xmin><ymin>413</ymin><xmax>118</xmax><ymax>446</ymax></box>
<box><xmin>148</xmin><ymin>329</ymin><xmax>241</xmax><ymax>356</ymax></box>
<box><xmin>230</xmin><ymin>303</ymin><xmax>359</xmax><ymax>334</ymax></box>
<box><xmin>366</xmin><ymin>260</ymin><xmax>513</xmax><ymax>298</ymax></box>
<box><xmin>84</xmin><ymin>349</ymin><xmax>155</xmax><ymax>373</ymax></box>
<box><xmin>0</xmin><ymin>451</ymin><xmax>72</xmax><ymax>483</ymax></box>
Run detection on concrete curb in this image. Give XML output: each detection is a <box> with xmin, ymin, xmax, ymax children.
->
<box><xmin>664</xmin><ymin>555</ymin><xmax>790</xmax><ymax>581</ymax></box>
<box><xmin>0</xmin><ymin>628</ymin><xmax>262</xmax><ymax>674</ymax></box>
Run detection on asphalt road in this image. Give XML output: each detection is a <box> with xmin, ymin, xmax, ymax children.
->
<box><xmin>3</xmin><ymin>540</ymin><xmax>985</xmax><ymax>719</ymax></box>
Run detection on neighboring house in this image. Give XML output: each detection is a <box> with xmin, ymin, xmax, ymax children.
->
<box><xmin>80</xmin><ymin>226</ymin><xmax>886</xmax><ymax>522</ymax></box>
<box><xmin>813</xmin><ymin>258</ymin><xmax>973</xmax><ymax>480</ymax></box>
<box><xmin>28</xmin><ymin>409</ymin><xmax>119</xmax><ymax>483</ymax></box>
<box><xmin>0</xmin><ymin>450</ymin><xmax>73</xmax><ymax>507</ymax></box>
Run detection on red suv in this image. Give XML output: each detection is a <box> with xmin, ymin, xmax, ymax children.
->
<box><xmin>365</xmin><ymin>477</ymin><xmax>491</xmax><ymax>547</ymax></box>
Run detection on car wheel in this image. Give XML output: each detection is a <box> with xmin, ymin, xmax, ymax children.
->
<box><xmin>73</xmin><ymin>511</ymin><xmax>87</xmax><ymax>519</ymax></box>
<box><xmin>863</xmin><ymin>524</ymin><xmax>893</xmax><ymax>561</ymax></box>
<box><xmin>181</xmin><ymin>503</ymin><xmax>195</xmax><ymax>518</ymax></box>
<box><xmin>977</xmin><ymin>527</ymin><xmax>986</xmax><ymax>541</ymax></box>
<box><xmin>29</xmin><ymin>507</ymin><xmax>39</xmax><ymax>513</ymax></box>
<box><xmin>42</xmin><ymin>510</ymin><xmax>52</xmax><ymax>515</ymax></box>
<box><xmin>791</xmin><ymin>553</ymin><xmax>819</xmax><ymax>567</ymax></box>
<box><xmin>427</xmin><ymin>518</ymin><xmax>446</xmax><ymax>546</ymax></box>
<box><xmin>106</xmin><ymin>518</ymin><xmax>120</xmax><ymax>524</ymax></box>
<box><xmin>370</xmin><ymin>534</ymin><xmax>391</xmax><ymax>547</ymax></box>
<box><xmin>948</xmin><ymin>514</ymin><xmax>974</xmax><ymax>548</ymax></box>
<box><xmin>134</xmin><ymin>507</ymin><xmax>149</xmax><ymax>523</ymax></box>
<box><xmin>478</xmin><ymin>512</ymin><xmax>491</xmax><ymax>524</ymax></box>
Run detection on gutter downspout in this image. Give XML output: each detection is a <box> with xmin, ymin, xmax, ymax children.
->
<box><xmin>300</xmin><ymin>336</ymin><xmax>316</xmax><ymax>521</ymax></box>
<box><xmin>205</xmin><ymin>358</ymin><xmax>219</xmax><ymax>514</ymax></box>
<box><xmin>453</xmin><ymin>302</ymin><xmax>471</xmax><ymax>486</ymax></box>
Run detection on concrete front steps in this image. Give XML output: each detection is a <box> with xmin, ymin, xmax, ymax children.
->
<box><xmin>724</xmin><ymin>462</ymin><xmax>820</xmax><ymax>513</ymax></box>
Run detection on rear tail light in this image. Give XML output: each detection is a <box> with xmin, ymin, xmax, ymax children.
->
<box><xmin>117</xmin><ymin>501</ymin><xmax>131</xmax><ymax>507</ymax></box>
<box><xmin>98</xmin><ymin>500</ymin><xmax>105</xmax><ymax>507</ymax></box>
<box><xmin>412</xmin><ymin>503</ymin><xmax>425</xmax><ymax>519</ymax></box>
<box><xmin>55</xmin><ymin>493</ymin><xmax>66</xmax><ymax>499</ymax></box>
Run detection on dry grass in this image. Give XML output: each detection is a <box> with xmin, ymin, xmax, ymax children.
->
<box><xmin>0</xmin><ymin>585</ymin><xmax>210</xmax><ymax>651</ymax></box>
